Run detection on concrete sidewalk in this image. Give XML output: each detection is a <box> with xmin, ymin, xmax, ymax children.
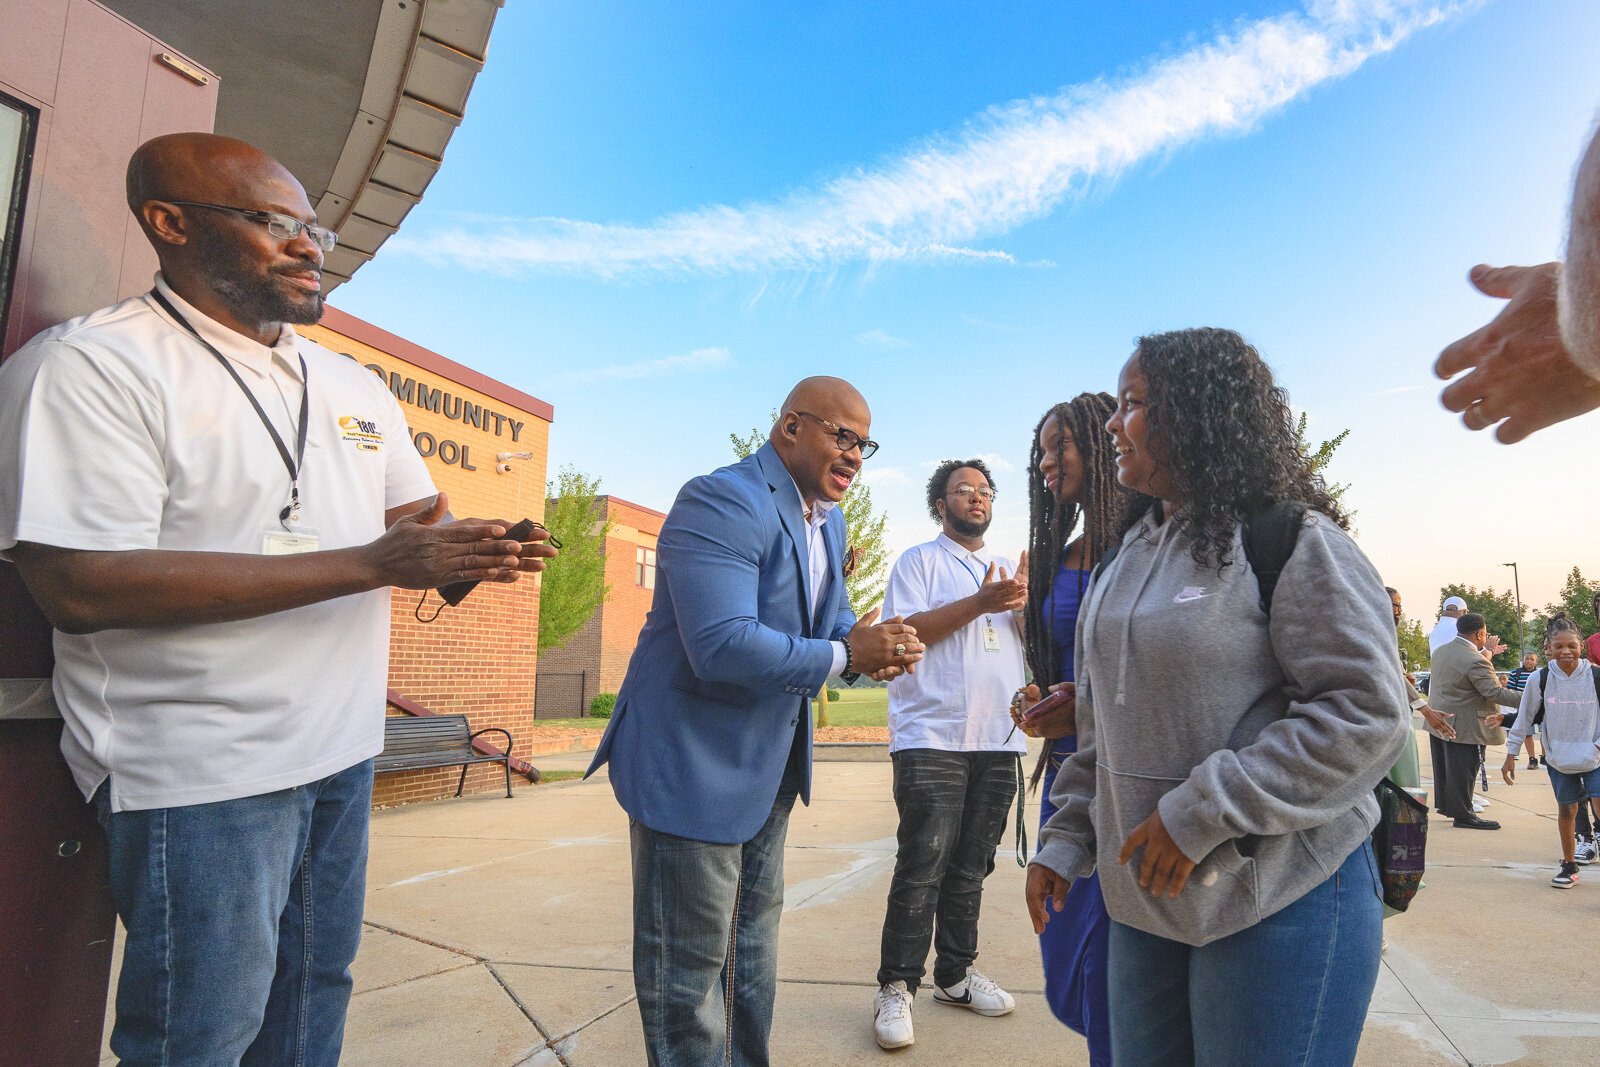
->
<box><xmin>103</xmin><ymin>734</ymin><xmax>1600</xmax><ymax>1063</ymax></box>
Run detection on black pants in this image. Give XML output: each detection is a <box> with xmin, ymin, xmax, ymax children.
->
<box><xmin>1429</xmin><ymin>734</ymin><xmax>1481</xmax><ymax>819</ymax></box>
<box><xmin>877</xmin><ymin>749</ymin><xmax>1017</xmax><ymax>992</ymax></box>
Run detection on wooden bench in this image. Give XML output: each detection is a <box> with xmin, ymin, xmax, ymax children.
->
<box><xmin>375</xmin><ymin>714</ymin><xmax>515</xmax><ymax>798</ymax></box>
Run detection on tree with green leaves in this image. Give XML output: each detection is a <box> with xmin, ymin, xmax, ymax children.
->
<box><xmin>537</xmin><ymin>465</ymin><xmax>614</xmax><ymax>652</ymax></box>
<box><xmin>1397</xmin><ymin>618</ymin><xmax>1430</xmax><ymax>674</ymax></box>
<box><xmin>1530</xmin><ymin>566</ymin><xmax>1600</xmax><ymax>652</ymax></box>
<box><xmin>1293</xmin><ymin>412</ymin><xmax>1350</xmax><ymax>505</ymax></box>
<box><xmin>732</xmin><ymin>415</ymin><xmax>891</xmax><ymax>727</ymax></box>
<box><xmin>1438</xmin><ymin>583</ymin><xmax>1522</xmax><ymax>669</ymax></box>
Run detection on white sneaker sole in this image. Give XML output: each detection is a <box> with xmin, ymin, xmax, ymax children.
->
<box><xmin>932</xmin><ymin>994</ymin><xmax>1014</xmax><ymax>1017</ymax></box>
<box><xmin>874</xmin><ymin>1031</ymin><xmax>914</xmax><ymax>1050</ymax></box>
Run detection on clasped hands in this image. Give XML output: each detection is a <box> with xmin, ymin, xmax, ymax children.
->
<box><xmin>1025</xmin><ymin>808</ymin><xmax>1195</xmax><ymax>934</ymax></box>
<box><xmin>847</xmin><ymin>608</ymin><xmax>925</xmax><ymax>682</ymax></box>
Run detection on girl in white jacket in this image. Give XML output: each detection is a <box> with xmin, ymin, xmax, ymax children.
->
<box><xmin>1501</xmin><ymin>615</ymin><xmax>1600</xmax><ymax>888</ymax></box>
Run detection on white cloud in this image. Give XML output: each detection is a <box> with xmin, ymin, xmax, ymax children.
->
<box><xmin>856</xmin><ymin>329</ymin><xmax>913</xmax><ymax>349</ymax></box>
<box><xmin>394</xmin><ymin>1</ymin><xmax>1467</xmax><ymax>281</ymax></box>
<box><xmin>563</xmin><ymin>346</ymin><xmax>730</xmax><ymax>383</ymax></box>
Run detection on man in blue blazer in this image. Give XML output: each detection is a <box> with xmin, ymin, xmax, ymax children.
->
<box><xmin>589</xmin><ymin>376</ymin><xmax>923</xmax><ymax>1065</ymax></box>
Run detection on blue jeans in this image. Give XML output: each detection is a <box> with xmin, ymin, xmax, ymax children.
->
<box><xmin>630</xmin><ymin>758</ymin><xmax>800</xmax><ymax>1067</ymax></box>
<box><xmin>99</xmin><ymin>759</ymin><xmax>374</xmax><ymax>1067</ymax></box>
<box><xmin>1108</xmin><ymin>839</ymin><xmax>1382</xmax><ymax>1067</ymax></box>
<box><xmin>877</xmin><ymin>749</ymin><xmax>1017</xmax><ymax>991</ymax></box>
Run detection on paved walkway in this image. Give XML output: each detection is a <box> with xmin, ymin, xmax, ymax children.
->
<box><xmin>103</xmin><ymin>734</ymin><xmax>1600</xmax><ymax>1063</ymax></box>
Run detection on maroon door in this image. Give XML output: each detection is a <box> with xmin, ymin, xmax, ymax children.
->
<box><xmin>0</xmin><ymin>2</ymin><xmax>217</xmax><ymax>1060</ymax></box>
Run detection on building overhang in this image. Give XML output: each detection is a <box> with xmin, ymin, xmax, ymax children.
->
<box><xmin>99</xmin><ymin>0</ymin><xmax>504</xmax><ymax>292</ymax></box>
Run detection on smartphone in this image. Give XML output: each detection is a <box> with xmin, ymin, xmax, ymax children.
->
<box><xmin>437</xmin><ymin>518</ymin><xmax>538</xmax><ymax>607</ymax></box>
<box><xmin>1021</xmin><ymin>688</ymin><xmax>1073</xmax><ymax>725</ymax></box>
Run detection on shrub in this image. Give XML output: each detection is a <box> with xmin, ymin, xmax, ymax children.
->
<box><xmin>825</xmin><ymin>687</ymin><xmax>841</xmax><ymax>702</ymax></box>
<box><xmin>589</xmin><ymin>692</ymin><xmax>617</xmax><ymax>719</ymax></box>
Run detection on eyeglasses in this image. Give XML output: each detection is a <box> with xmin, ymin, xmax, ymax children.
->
<box><xmin>795</xmin><ymin>411</ymin><xmax>879</xmax><ymax>459</ymax></box>
<box><xmin>166</xmin><ymin>201</ymin><xmax>340</xmax><ymax>252</ymax></box>
<box><xmin>945</xmin><ymin>486</ymin><xmax>997</xmax><ymax>503</ymax></box>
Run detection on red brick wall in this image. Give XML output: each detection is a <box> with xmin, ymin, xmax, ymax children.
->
<box><xmin>299</xmin><ymin>317</ymin><xmax>550</xmax><ymax>807</ymax></box>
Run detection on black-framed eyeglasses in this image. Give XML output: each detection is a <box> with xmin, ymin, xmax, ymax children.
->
<box><xmin>165</xmin><ymin>201</ymin><xmax>339</xmax><ymax>252</ymax></box>
<box><xmin>795</xmin><ymin>410</ymin><xmax>878</xmax><ymax>459</ymax></box>
<box><xmin>945</xmin><ymin>486</ymin><xmax>996</xmax><ymax>503</ymax></box>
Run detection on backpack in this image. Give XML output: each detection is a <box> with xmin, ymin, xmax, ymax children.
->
<box><xmin>1513</xmin><ymin>664</ymin><xmax>1600</xmax><ymax>731</ymax></box>
<box><xmin>1092</xmin><ymin>500</ymin><xmax>1304</xmax><ymax>614</ymax></box>
<box><xmin>1095</xmin><ymin>501</ymin><xmax>1426</xmax><ymax>911</ymax></box>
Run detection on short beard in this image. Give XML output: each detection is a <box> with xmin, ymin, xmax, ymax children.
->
<box><xmin>947</xmin><ymin>513</ymin><xmax>990</xmax><ymax>540</ymax></box>
<box><xmin>192</xmin><ymin>219</ymin><xmax>324</xmax><ymax>326</ymax></box>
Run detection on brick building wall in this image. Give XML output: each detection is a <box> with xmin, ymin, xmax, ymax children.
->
<box><xmin>536</xmin><ymin>496</ymin><xmax>664</xmax><ymax>711</ymax></box>
<box><xmin>301</xmin><ymin>308</ymin><xmax>552</xmax><ymax>806</ymax></box>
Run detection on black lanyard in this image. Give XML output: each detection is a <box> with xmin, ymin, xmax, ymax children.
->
<box><xmin>150</xmin><ymin>290</ymin><xmax>309</xmax><ymax>526</ymax></box>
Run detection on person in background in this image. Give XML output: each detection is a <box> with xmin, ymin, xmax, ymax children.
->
<box><xmin>1507</xmin><ymin>651</ymin><xmax>1543</xmax><ymax>769</ymax></box>
<box><xmin>1011</xmin><ymin>392</ymin><xmax>1126</xmax><ymax>1066</ymax></box>
<box><xmin>1382</xmin><ymin>588</ymin><xmax>1453</xmax><ymax>947</ymax></box>
<box><xmin>1427</xmin><ymin>613</ymin><xmax>1521</xmax><ymax>829</ymax></box>
<box><xmin>1502</xmin><ymin>616</ymin><xmax>1600</xmax><ymax>889</ymax></box>
<box><xmin>1025</xmin><ymin>328</ymin><xmax>1408</xmax><ymax>1066</ymax></box>
<box><xmin>1587</xmin><ymin>592</ymin><xmax>1600</xmax><ymax>664</ymax></box>
<box><xmin>0</xmin><ymin>133</ymin><xmax>557</xmax><ymax>1065</ymax></box>
<box><xmin>871</xmin><ymin>459</ymin><xmax>1027</xmax><ymax>1050</ymax></box>
<box><xmin>1430</xmin><ymin>596</ymin><xmax>1469</xmax><ymax>652</ymax></box>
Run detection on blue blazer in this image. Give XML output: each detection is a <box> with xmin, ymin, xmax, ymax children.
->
<box><xmin>587</xmin><ymin>442</ymin><xmax>855</xmax><ymax>843</ymax></box>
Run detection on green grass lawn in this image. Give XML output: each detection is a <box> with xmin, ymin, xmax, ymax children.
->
<box><xmin>815</xmin><ymin>686</ymin><xmax>888</xmax><ymax>727</ymax></box>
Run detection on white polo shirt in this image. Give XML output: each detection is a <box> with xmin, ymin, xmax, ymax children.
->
<box><xmin>0</xmin><ymin>276</ymin><xmax>436</xmax><ymax>811</ymax></box>
<box><xmin>882</xmin><ymin>534</ymin><xmax>1027</xmax><ymax>753</ymax></box>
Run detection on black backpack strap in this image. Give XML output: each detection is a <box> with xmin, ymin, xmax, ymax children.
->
<box><xmin>1535</xmin><ymin>666</ymin><xmax>1549</xmax><ymax>728</ymax></box>
<box><xmin>1090</xmin><ymin>540</ymin><xmax>1121</xmax><ymax>583</ymax></box>
<box><xmin>1241</xmin><ymin>502</ymin><xmax>1306</xmax><ymax>617</ymax></box>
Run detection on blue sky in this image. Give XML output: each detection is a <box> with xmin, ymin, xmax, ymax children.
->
<box><xmin>336</xmin><ymin>0</ymin><xmax>1600</xmax><ymax>628</ymax></box>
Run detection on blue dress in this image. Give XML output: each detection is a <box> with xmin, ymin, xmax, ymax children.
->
<box><xmin>1038</xmin><ymin>564</ymin><xmax>1113</xmax><ymax>1066</ymax></box>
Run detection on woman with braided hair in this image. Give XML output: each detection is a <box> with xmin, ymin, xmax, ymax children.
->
<box><xmin>1010</xmin><ymin>391</ymin><xmax>1127</xmax><ymax>1066</ymax></box>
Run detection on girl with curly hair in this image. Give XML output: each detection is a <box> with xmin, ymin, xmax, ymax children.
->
<box><xmin>1025</xmin><ymin>328</ymin><xmax>1409</xmax><ymax>1066</ymax></box>
<box><xmin>1010</xmin><ymin>392</ymin><xmax>1126</xmax><ymax>1065</ymax></box>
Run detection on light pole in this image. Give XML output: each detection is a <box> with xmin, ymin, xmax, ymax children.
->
<box><xmin>1502</xmin><ymin>562</ymin><xmax>1525</xmax><ymax>655</ymax></box>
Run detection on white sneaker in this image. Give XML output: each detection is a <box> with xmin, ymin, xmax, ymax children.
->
<box><xmin>1576</xmin><ymin>837</ymin><xmax>1597</xmax><ymax>866</ymax></box>
<box><xmin>932</xmin><ymin>968</ymin><xmax>1015</xmax><ymax>1017</ymax></box>
<box><xmin>873</xmin><ymin>981</ymin><xmax>915</xmax><ymax>1049</ymax></box>
<box><xmin>1472</xmin><ymin>798</ymin><xmax>1489</xmax><ymax>813</ymax></box>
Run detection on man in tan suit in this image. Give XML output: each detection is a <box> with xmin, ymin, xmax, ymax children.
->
<box><xmin>1428</xmin><ymin>612</ymin><xmax>1522</xmax><ymax>828</ymax></box>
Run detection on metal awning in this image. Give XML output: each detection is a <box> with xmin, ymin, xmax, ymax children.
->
<box><xmin>100</xmin><ymin>0</ymin><xmax>504</xmax><ymax>291</ymax></box>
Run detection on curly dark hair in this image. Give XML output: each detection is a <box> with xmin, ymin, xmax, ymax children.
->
<box><xmin>1023</xmin><ymin>393</ymin><xmax>1128</xmax><ymax>691</ymax></box>
<box><xmin>1119</xmin><ymin>327</ymin><xmax>1349</xmax><ymax>568</ymax></box>
<box><xmin>925</xmin><ymin>458</ymin><xmax>995</xmax><ymax>524</ymax></box>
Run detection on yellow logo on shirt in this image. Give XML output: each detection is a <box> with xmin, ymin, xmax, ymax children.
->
<box><xmin>338</xmin><ymin>415</ymin><xmax>383</xmax><ymax>452</ymax></box>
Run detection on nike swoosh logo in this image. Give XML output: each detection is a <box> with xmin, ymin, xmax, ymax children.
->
<box><xmin>1173</xmin><ymin>592</ymin><xmax>1213</xmax><ymax>603</ymax></box>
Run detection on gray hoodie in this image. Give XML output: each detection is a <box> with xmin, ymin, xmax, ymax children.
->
<box><xmin>1506</xmin><ymin>660</ymin><xmax>1600</xmax><ymax>775</ymax></box>
<box><xmin>1034</xmin><ymin>508</ymin><xmax>1409</xmax><ymax>947</ymax></box>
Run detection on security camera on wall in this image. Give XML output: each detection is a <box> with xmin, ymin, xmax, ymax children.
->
<box><xmin>495</xmin><ymin>461</ymin><xmax>514</xmax><ymax>474</ymax></box>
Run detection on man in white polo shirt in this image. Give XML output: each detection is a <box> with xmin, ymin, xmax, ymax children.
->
<box><xmin>0</xmin><ymin>133</ymin><xmax>555</xmax><ymax>1065</ymax></box>
<box><xmin>871</xmin><ymin>458</ymin><xmax>1028</xmax><ymax>1050</ymax></box>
